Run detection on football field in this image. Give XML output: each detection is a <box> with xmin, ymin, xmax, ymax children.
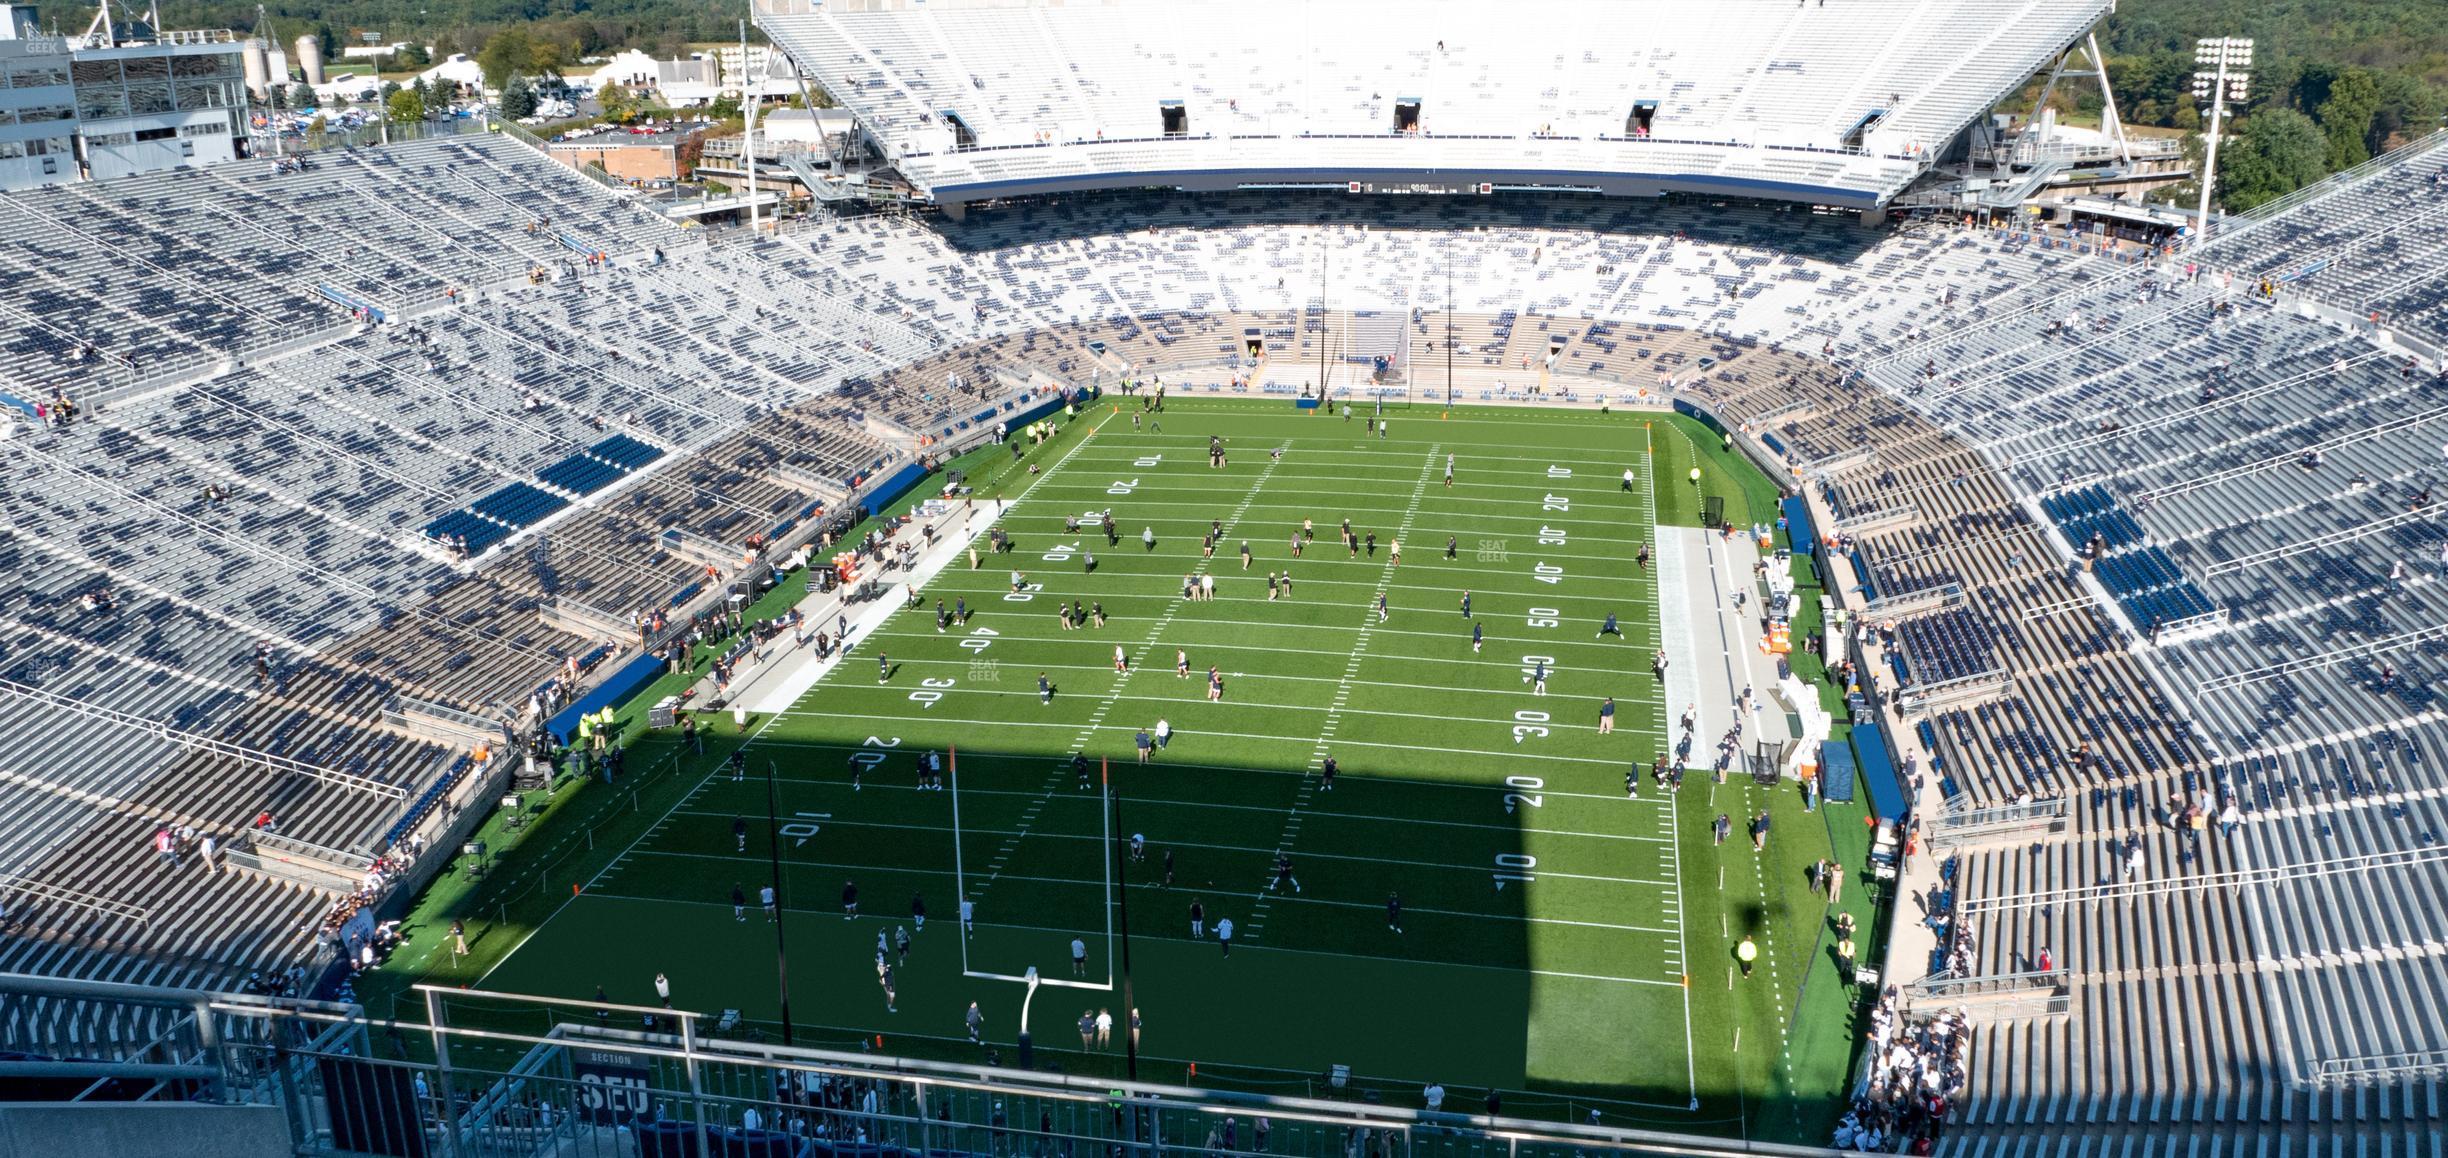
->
<box><xmin>473</xmin><ymin>400</ymin><xmax>1846</xmax><ymax>1131</ymax></box>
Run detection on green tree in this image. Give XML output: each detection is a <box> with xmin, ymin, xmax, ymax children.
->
<box><xmin>2315</xmin><ymin>67</ymin><xmax>2382</xmax><ymax>169</ymax></box>
<box><xmin>502</xmin><ymin>72</ymin><xmax>539</xmax><ymax>119</ymax></box>
<box><xmin>477</xmin><ymin>25</ymin><xmax>571</xmax><ymax>92</ymax></box>
<box><xmin>386</xmin><ymin>85</ymin><xmax>426</xmax><ymax>124</ymax></box>
<box><xmin>2217</xmin><ymin>108</ymin><xmax>2328</xmax><ymax>211</ymax></box>
<box><xmin>2369</xmin><ymin>70</ymin><xmax>2441</xmax><ymax>151</ymax></box>
<box><xmin>422</xmin><ymin>76</ymin><xmax>454</xmax><ymax>115</ymax></box>
<box><xmin>394</xmin><ymin>43</ymin><xmax>431</xmax><ymax>70</ymax></box>
<box><xmin>598</xmin><ymin>80</ymin><xmax>636</xmax><ymax>122</ymax></box>
<box><xmin>708</xmin><ymin>91</ymin><xmax>742</xmax><ymax>121</ymax></box>
<box><xmin>477</xmin><ymin>26</ymin><xmax>534</xmax><ymax>92</ymax></box>
<box><xmin>287</xmin><ymin>82</ymin><xmax>316</xmax><ymax>110</ymax></box>
<box><xmin>2107</xmin><ymin>49</ymin><xmax>2193</xmax><ymax>126</ymax></box>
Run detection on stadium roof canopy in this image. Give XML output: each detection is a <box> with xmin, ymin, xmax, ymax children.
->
<box><xmin>756</xmin><ymin>0</ymin><xmax>2113</xmax><ymax>209</ymax></box>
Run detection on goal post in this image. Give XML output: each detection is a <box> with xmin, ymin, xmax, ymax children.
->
<box><xmin>948</xmin><ymin>746</ymin><xmax>1119</xmax><ymax>993</ymax></box>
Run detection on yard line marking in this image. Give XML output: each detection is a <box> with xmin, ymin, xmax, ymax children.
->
<box><xmin>602</xmin><ymin>851</ymin><xmax>1679</xmax><ymax>936</ymax></box>
<box><xmin>1057</xmin><ymin>437</ymin><xmax>1692</xmax><ymax>472</ymax></box>
<box><xmin>473</xmin><ymin>705</ymin><xmax>801</xmax><ymax>990</ymax></box>
<box><xmin>924</xmin><ymin>501</ymin><xmax>1670</xmax><ymax>547</ymax></box>
<box><xmin>734</xmin><ymin>747</ymin><xmax>1683</xmax><ymax>820</ymax></box>
<box><xmin>846</xmin><ymin>653</ymin><xmax>1666</xmax><ymax>702</ymax></box>
<box><xmin>772</xmin><ymin>712</ymin><xmax>1662</xmax><ymax>769</ymax></box>
<box><xmin>756</xmin><ymin>411</ymin><xmax>1116</xmax><ymax>925</ymax></box>
<box><xmin>874</xmin><ymin>619</ymin><xmax>1664</xmax><ymax>661</ymax></box>
<box><xmin>667</xmin><ymin>807</ymin><xmax>1676</xmax><ymax>885</ymax></box>
<box><xmin>974</xmin><ymin>441</ymin><xmax>1291</xmax><ymax>902</ymax></box>
<box><xmin>574</xmin><ymin>887</ymin><xmax>1688</xmax><ymax>990</ymax></box>
<box><xmin>1248</xmin><ymin>444</ymin><xmax>1439</xmax><ymax>943</ymax></box>
<box><xmin>808</xmin><ymin>681</ymin><xmax>1665</xmax><ymax>736</ymax></box>
<box><xmin>894</xmin><ymin>570</ymin><xmax>1664</xmax><ymax>604</ymax></box>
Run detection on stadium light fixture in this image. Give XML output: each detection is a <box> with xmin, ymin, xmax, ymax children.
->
<box><xmin>2190</xmin><ymin>37</ymin><xmax>2252</xmax><ymax>244</ymax></box>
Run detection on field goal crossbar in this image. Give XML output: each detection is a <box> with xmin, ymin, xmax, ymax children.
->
<box><xmin>949</xmin><ymin>747</ymin><xmax>1120</xmax><ymax>995</ymax></box>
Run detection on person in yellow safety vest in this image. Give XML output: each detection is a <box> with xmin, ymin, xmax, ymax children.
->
<box><xmin>1736</xmin><ymin>936</ymin><xmax>1758</xmax><ymax>978</ymax></box>
<box><xmin>1688</xmin><ymin>467</ymin><xmax>1702</xmax><ymax>486</ymax></box>
<box><xmin>575</xmin><ymin>714</ymin><xmax>593</xmax><ymax>751</ymax></box>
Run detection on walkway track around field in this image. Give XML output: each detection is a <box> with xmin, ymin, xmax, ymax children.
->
<box><xmin>1647</xmin><ymin>422</ymin><xmax>1701</xmax><ymax>1109</ymax></box>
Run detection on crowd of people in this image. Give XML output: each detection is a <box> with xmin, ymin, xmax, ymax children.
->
<box><xmin>2161</xmin><ymin>780</ymin><xmax>2242</xmax><ymax>866</ymax></box>
<box><xmin>1832</xmin><ymin>989</ymin><xmax>1964</xmax><ymax>1152</ymax></box>
<box><xmin>324</xmin><ymin>846</ymin><xmax>424</xmax><ymax>970</ymax></box>
<box><xmin>20</xmin><ymin>383</ymin><xmax>83</xmax><ymax>427</ymax></box>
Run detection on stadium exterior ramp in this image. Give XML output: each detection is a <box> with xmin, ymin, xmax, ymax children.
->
<box><xmin>756</xmin><ymin>0</ymin><xmax>2113</xmax><ymax>211</ymax></box>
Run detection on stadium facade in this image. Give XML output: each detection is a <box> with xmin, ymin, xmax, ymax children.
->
<box><xmin>0</xmin><ymin>2</ymin><xmax>246</xmax><ymax>192</ymax></box>
<box><xmin>754</xmin><ymin>0</ymin><xmax>2114</xmax><ymax>214</ymax></box>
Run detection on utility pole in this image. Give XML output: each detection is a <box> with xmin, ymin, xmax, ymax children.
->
<box><xmin>1105</xmin><ymin>760</ymin><xmax>1138</xmax><ymax>1082</ymax></box>
<box><xmin>741</xmin><ymin>15</ymin><xmax>759</xmax><ymax>233</ymax></box>
<box><xmin>1315</xmin><ymin>238</ymin><xmax>1330</xmax><ymax>402</ymax></box>
<box><xmin>761</xmin><ymin>759</ymin><xmax>795</xmax><ymax>1045</ymax></box>
<box><xmin>1444</xmin><ymin>256</ymin><xmax>1455</xmax><ymax>408</ymax></box>
<box><xmin>2191</xmin><ymin>37</ymin><xmax>2252</xmax><ymax>246</ymax></box>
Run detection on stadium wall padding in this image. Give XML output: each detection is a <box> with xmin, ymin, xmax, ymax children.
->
<box><xmin>547</xmin><ymin>653</ymin><xmax>668</xmax><ymax>745</ymax></box>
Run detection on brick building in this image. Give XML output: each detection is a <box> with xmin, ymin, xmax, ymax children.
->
<box><xmin>544</xmin><ymin>123</ymin><xmax>704</xmax><ymax>186</ymax></box>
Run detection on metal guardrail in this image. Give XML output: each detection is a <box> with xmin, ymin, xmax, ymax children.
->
<box><xmin>1901</xmin><ymin>967</ymin><xmax>2063</xmax><ymax>1002</ymax></box>
<box><xmin>2226</xmin><ymin>128</ymin><xmax>2448</xmax><ymax>233</ymax></box>
<box><xmin>1895</xmin><ymin>665</ymin><xmax>2007</xmax><ymax>706</ymax></box>
<box><xmin>1830</xmin><ymin>501</ymin><xmax>1918</xmax><ymax>535</ymax></box>
<box><xmin>2302</xmin><ymin>1048</ymin><xmax>2448</xmax><ymax>1090</ymax></box>
<box><xmin>1972</xmin><ymin>135</ymin><xmax>2182</xmax><ymax>169</ymax></box>
<box><xmin>229</xmin><ymin>831</ymin><xmax>377</xmax><ymax>896</ymax></box>
<box><xmin>0</xmin><ymin>971</ymin><xmax>1835</xmax><ymax>1158</ymax></box>
<box><xmin>493</xmin><ymin>119</ymin><xmax>633</xmax><ymax>195</ymax></box>
<box><xmin>1935</xmin><ymin>795</ymin><xmax>2066</xmax><ymax>826</ymax></box>
<box><xmin>384</xmin><ymin>695</ymin><xmax>505</xmax><ymax>748</ymax></box>
<box><xmin>1962</xmin><ymin>840</ymin><xmax>2448</xmax><ymax>914</ymax></box>
<box><xmin>0</xmin><ymin>676</ymin><xmax>405</xmax><ymax>800</ymax></box>
<box><xmin>263</xmin><ymin>115</ymin><xmax>485</xmax><ymax>159</ymax></box>
<box><xmin>1897</xmin><ymin>969</ymin><xmax>2071</xmax><ymax>1024</ymax></box>
<box><xmin>1926</xmin><ymin>796</ymin><xmax>2067</xmax><ymax>849</ymax></box>
<box><xmin>2193</xmin><ymin>618</ymin><xmax>2448</xmax><ymax>694</ymax></box>
<box><xmin>0</xmin><ymin>872</ymin><xmax>151</xmax><ymax>924</ymax></box>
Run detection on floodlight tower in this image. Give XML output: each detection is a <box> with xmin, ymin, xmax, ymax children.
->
<box><xmin>741</xmin><ymin>16</ymin><xmax>759</xmax><ymax>232</ymax></box>
<box><xmin>2190</xmin><ymin>37</ymin><xmax>2252</xmax><ymax>244</ymax></box>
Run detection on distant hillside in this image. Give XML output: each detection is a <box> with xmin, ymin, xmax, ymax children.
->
<box><xmin>67</xmin><ymin>0</ymin><xmax>753</xmax><ymax>68</ymax></box>
<box><xmin>2108</xmin><ymin>0</ymin><xmax>2448</xmax><ymax>91</ymax></box>
<box><xmin>2017</xmin><ymin>0</ymin><xmax>2445</xmax><ymax>209</ymax></box>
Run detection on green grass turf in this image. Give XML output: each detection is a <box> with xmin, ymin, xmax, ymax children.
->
<box><xmin>367</xmin><ymin>399</ymin><xmax>1872</xmax><ymax>1143</ymax></box>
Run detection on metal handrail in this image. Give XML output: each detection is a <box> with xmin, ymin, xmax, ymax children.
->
<box><xmin>0</xmin><ymin>676</ymin><xmax>404</xmax><ymax>800</ymax></box>
<box><xmin>1901</xmin><ymin>966</ymin><xmax>2064</xmax><ymax>1000</ymax></box>
<box><xmin>0</xmin><ymin>872</ymin><xmax>152</xmax><ymax>923</ymax></box>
